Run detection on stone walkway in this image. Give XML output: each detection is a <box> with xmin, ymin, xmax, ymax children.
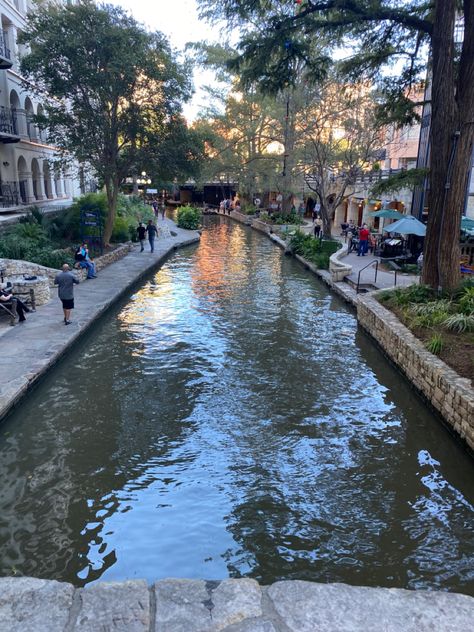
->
<box><xmin>0</xmin><ymin>577</ymin><xmax>472</xmax><ymax>631</ymax></box>
<box><xmin>343</xmin><ymin>251</ymin><xmax>418</xmax><ymax>290</ymax></box>
<box><xmin>0</xmin><ymin>218</ymin><xmax>200</xmax><ymax>422</ymax></box>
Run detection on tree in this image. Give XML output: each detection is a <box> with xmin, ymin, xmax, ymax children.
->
<box><xmin>198</xmin><ymin>0</ymin><xmax>474</xmax><ymax>291</ymax></box>
<box><xmin>299</xmin><ymin>81</ymin><xmax>382</xmax><ymax>237</ymax></box>
<box><xmin>20</xmin><ymin>1</ymin><xmax>193</xmax><ymax>245</ymax></box>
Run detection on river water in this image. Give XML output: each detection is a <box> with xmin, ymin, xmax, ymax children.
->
<box><xmin>0</xmin><ymin>216</ymin><xmax>473</xmax><ymax>593</ymax></box>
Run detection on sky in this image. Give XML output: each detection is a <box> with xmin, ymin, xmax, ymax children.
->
<box><xmin>109</xmin><ymin>0</ymin><xmax>223</xmax><ymax>120</ymax></box>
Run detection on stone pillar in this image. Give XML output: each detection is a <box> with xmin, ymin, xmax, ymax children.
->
<box><xmin>20</xmin><ymin>172</ymin><xmax>34</xmax><ymax>204</ymax></box>
<box><xmin>63</xmin><ymin>174</ymin><xmax>72</xmax><ymax>198</ymax></box>
<box><xmin>16</xmin><ymin>109</ymin><xmax>28</xmax><ymax>139</ymax></box>
<box><xmin>45</xmin><ymin>171</ymin><xmax>55</xmax><ymax>199</ymax></box>
<box><xmin>55</xmin><ymin>175</ymin><xmax>64</xmax><ymax>198</ymax></box>
<box><xmin>34</xmin><ymin>172</ymin><xmax>46</xmax><ymax>201</ymax></box>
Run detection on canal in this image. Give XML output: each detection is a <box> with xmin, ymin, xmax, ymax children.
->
<box><xmin>0</xmin><ymin>216</ymin><xmax>473</xmax><ymax>594</ymax></box>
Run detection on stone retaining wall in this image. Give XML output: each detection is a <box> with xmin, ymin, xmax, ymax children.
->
<box><xmin>0</xmin><ymin>243</ymin><xmax>133</xmax><ymax>288</ymax></box>
<box><xmin>358</xmin><ymin>293</ymin><xmax>474</xmax><ymax>450</ymax></box>
<box><xmin>329</xmin><ymin>242</ymin><xmax>352</xmax><ymax>281</ymax></box>
<box><xmin>0</xmin><ymin>576</ymin><xmax>472</xmax><ymax>631</ymax></box>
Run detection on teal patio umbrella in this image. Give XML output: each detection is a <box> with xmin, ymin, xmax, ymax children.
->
<box><xmin>384</xmin><ymin>215</ymin><xmax>426</xmax><ymax>236</ymax></box>
<box><xmin>461</xmin><ymin>216</ymin><xmax>474</xmax><ymax>232</ymax></box>
<box><xmin>369</xmin><ymin>208</ymin><xmax>404</xmax><ymax>219</ymax></box>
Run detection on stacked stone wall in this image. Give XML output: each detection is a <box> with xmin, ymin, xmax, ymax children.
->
<box><xmin>357</xmin><ymin>293</ymin><xmax>474</xmax><ymax>451</ymax></box>
<box><xmin>0</xmin><ymin>577</ymin><xmax>472</xmax><ymax>631</ymax></box>
<box><xmin>0</xmin><ymin>242</ymin><xmax>133</xmax><ymax>288</ymax></box>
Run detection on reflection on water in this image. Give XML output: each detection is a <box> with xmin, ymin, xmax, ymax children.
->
<box><xmin>0</xmin><ymin>216</ymin><xmax>473</xmax><ymax>593</ymax></box>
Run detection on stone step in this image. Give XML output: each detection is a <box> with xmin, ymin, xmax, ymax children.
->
<box><xmin>0</xmin><ymin>577</ymin><xmax>472</xmax><ymax>631</ymax></box>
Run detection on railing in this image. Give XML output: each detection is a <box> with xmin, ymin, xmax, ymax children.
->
<box><xmin>394</xmin><ymin>269</ymin><xmax>398</xmax><ymax>287</ymax></box>
<box><xmin>0</xmin><ymin>106</ymin><xmax>19</xmax><ymax>136</ymax></box>
<box><xmin>356</xmin><ymin>260</ymin><xmax>378</xmax><ymax>293</ymax></box>
<box><xmin>0</xmin><ymin>181</ymin><xmax>21</xmax><ymax>207</ymax></box>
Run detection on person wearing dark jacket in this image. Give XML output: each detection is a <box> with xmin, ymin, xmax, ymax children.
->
<box><xmin>146</xmin><ymin>220</ymin><xmax>158</xmax><ymax>253</ymax></box>
<box><xmin>137</xmin><ymin>222</ymin><xmax>146</xmax><ymax>252</ymax></box>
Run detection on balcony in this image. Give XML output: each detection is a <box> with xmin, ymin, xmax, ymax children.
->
<box><xmin>0</xmin><ymin>107</ymin><xmax>20</xmax><ymax>143</ymax></box>
<box><xmin>0</xmin><ymin>181</ymin><xmax>21</xmax><ymax>207</ymax></box>
<box><xmin>0</xmin><ymin>32</ymin><xmax>12</xmax><ymax>70</ymax></box>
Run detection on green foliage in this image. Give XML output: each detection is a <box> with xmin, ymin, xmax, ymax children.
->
<box><xmin>457</xmin><ymin>286</ymin><xmax>474</xmax><ymax>315</ymax></box>
<box><xmin>426</xmin><ymin>334</ymin><xmax>444</xmax><ymax>356</ymax></box>
<box><xmin>442</xmin><ymin>314</ymin><xmax>474</xmax><ymax>334</ymax></box>
<box><xmin>10</xmin><ymin>222</ymin><xmax>48</xmax><ymax>243</ymax></box>
<box><xmin>177</xmin><ymin>206</ymin><xmax>202</xmax><ymax>230</ymax></box>
<box><xmin>273</xmin><ymin>212</ymin><xmax>304</xmax><ymax>225</ymax></box>
<box><xmin>19</xmin><ymin>1</ymin><xmax>193</xmax><ymax>243</ymax></box>
<box><xmin>288</xmin><ymin>230</ymin><xmax>339</xmax><ymax>269</ymax></box>
<box><xmin>370</xmin><ymin>168</ymin><xmax>429</xmax><ymax>197</ymax></box>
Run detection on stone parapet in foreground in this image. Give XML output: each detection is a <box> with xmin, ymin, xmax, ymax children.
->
<box><xmin>0</xmin><ymin>577</ymin><xmax>472</xmax><ymax>631</ymax></box>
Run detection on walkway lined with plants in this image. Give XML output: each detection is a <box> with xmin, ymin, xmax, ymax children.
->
<box><xmin>0</xmin><ymin>218</ymin><xmax>199</xmax><ymax>423</ymax></box>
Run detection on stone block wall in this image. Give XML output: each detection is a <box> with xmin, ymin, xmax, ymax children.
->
<box><xmin>0</xmin><ymin>576</ymin><xmax>472</xmax><ymax>631</ymax></box>
<box><xmin>329</xmin><ymin>242</ymin><xmax>352</xmax><ymax>282</ymax></box>
<box><xmin>0</xmin><ymin>243</ymin><xmax>133</xmax><ymax>289</ymax></box>
<box><xmin>357</xmin><ymin>293</ymin><xmax>474</xmax><ymax>451</ymax></box>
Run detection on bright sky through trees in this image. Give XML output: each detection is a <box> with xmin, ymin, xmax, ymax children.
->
<box><xmin>109</xmin><ymin>0</ymin><xmax>220</xmax><ymax>120</ymax></box>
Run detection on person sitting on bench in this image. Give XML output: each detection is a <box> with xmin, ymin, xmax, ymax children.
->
<box><xmin>0</xmin><ymin>282</ymin><xmax>29</xmax><ymax>322</ymax></box>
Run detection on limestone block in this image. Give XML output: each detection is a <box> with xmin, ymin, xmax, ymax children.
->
<box><xmin>223</xmin><ymin>618</ymin><xmax>277</xmax><ymax>632</ymax></box>
<box><xmin>266</xmin><ymin>581</ymin><xmax>474</xmax><ymax>632</ymax></box>
<box><xmin>0</xmin><ymin>576</ymin><xmax>74</xmax><ymax>632</ymax></box>
<box><xmin>74</xmin><ymin>580</ymin><xmax>150</xmax><ymax>632</ymax></box>
<box><xmin>154</xmin><ymin>578</ymin><xmax>262</xmax><ymax>632</ymax></box>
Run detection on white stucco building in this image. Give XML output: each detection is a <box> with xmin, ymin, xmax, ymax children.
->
<box><xmin>0</xmin><ymin>0</ymin><xmax>82</xmax><ymax>213</ymax></box>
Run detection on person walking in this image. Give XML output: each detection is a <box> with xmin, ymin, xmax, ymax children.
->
<box><xmin>54</xmin><ymin>263</ymin><xmax>79</xmax><ymax>325</ymax></box>
<box><xmin>314</xmin><ymin>216</ymin><xmax>323</xmax><ymax>239</ymax></box>
<box><xmin>146</xmin><ymin>219</ymin><xmax>158</xmax><ymax>253</ymax></box>
<box><xmin>357</xmin><ymin>224</ymin><xmax>370</xmax><ymax>256</ymax></box>
<box><xmin>137</xmin><ymin>222</ymin><xmax>146</xmax><ymax>252</ymax></box>
<box><xmin>160</xmin><ymin>202</ymin><xmax>165</xmax><ymax>220</ymax></box>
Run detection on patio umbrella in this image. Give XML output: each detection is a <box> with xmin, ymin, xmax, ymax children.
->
<box><xmin>461</xmin><ymin>216</ymin><xmax>474</xmax><ymax>231</ymax></box>
<box><xmin>369</xmin><ymin>208</ymin><xmax>404</xmax><ymax>219</ymax></box>
<box><xmin>384</xmin><ymin>215</ymin><xmax>426</xmax><ymax>236</ymax></box>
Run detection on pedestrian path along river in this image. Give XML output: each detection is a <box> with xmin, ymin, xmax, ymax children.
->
<box><xmin>0</xmin><ymin>216</ymin><xmax>472</xmax><ymax>596</ymax></box>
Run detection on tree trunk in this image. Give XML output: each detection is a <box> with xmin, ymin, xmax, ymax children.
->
<box><xmin>422</xmin><ymin>0</ymin><xmax>474</xmax><ymax>291</ymax></box>
<box><xmin>104</xmin><ymin>176</ymin><xmax>119</xmax><ymax>246</ymax></box>
<box><xmin>281</xmin><ymin>95</ymin><xmax>296</xmax><ymax>214</ymax></box>
<box><xmin>320</xmin><ymin>202</ymin><xmax>332</xmax><ymax>238</ymax></box>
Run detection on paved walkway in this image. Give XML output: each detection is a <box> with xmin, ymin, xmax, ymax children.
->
<box><xmin>0</xmin><ymin>218</ymin><xmax>199</xmax><ymax>422</ymax></box>
<box><xmin>0</xmin><ymin>576</ymin><xmax>472</xmax><ymax>631</ymax></box>
<box><xmin>343</xmin><ymin>250</ymin><xmax>419</xmax><ymax>290</ymax></box>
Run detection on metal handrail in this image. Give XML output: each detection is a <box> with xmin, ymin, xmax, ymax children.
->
<box><xmin>394</xmin><ymin>269</ymin><xmax>398</xmax><ymax>287</ymax></box>
<box><xmin>356</xmin><ymin>260</ymin><xmax>378</xmax><ymax>293</ymax></box>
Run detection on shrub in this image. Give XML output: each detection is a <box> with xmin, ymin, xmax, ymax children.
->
<box><xmin>111</xmin><ymin>216</ymin><xmax>131</xmax><ymax>242</ymax></box>
<box><xmin>28</xmin><ymin>248</ymin><xmax>74</xmax><ymax>269</ymax></box>
<box><xmin>443</xmin><ymin>313</ymin><xmax>474</xmax><ymax>333</ymax></box>
<box><xmin>177</xmin><ymin>206</ymin><xmax>201</xmax><ymax>230</ymax></box>
<box><xmin>458</xmin><ymin>286</ymin><xmax>474</xmax><ymax>315</ymax></box>
<box><xmin>426</xmin><ymin>334</ymin><xmax>444</xmax><ymax>355</ymax></box>
<box><xmin>10</xmin><ymin>222</ymin><xmax>48</xmax><ymax>243</ymax></box>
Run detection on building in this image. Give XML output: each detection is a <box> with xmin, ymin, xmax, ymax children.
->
<box><xmin>0</xmin><ymin>0</ymin><xmax>82</xmax><ymax>213</ymax></box>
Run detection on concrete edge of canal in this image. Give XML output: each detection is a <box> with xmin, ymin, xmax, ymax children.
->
<box><xmin>0</xmin><ymin>222</ymin><xmax>200</xmax><ymax>424</ymax></box>
<box><xmin>225</xmin><ymin>209</ymin><xmax>474</xmax><ymax>453</ymax></box>
<box><xmin>0</xmin><ymin>576</ymin><xmax>472</xmax><ymax>631</ymax></box>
